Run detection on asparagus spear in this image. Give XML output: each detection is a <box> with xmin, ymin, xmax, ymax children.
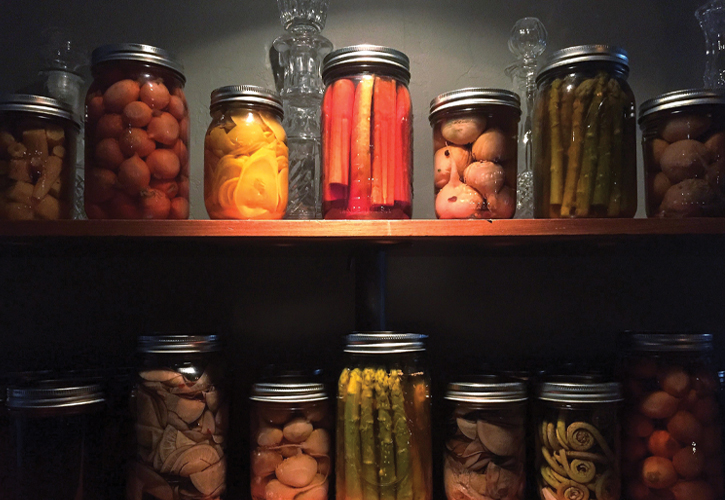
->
<box><xmin>549</xmin><ymin>79</ymin><xmax>565</xmax><ymax>205</ymax></box>
<box><xmin>407</xmin><ymin>378</ymin><xmax>431</xmax><ymax>500</ymax></box>
<box><xmin>574</xmin><ymin>74</ymin><xmax>608</xmax><ymax>217</ymax></box>
<box><xmin>607</xmin><ymin>80</ymin><xmax>625</xmax><ymax>216</ymax></box>
<box><xmin>592</xmin><ymin>79</ymin><xmax>616</xmax><ymax>208</ymax></box>
<box><xmin>560</xmin><ymin>76</ymin><xmax>577</xmax><ymax>156</ymax></box>
<box><xmin>390</xmin><ymin>370</ymin><xmax>412</xmax><ymax>500</ymax></box>
<box><xmin>560</xmin><ymin>78</ymin><xmax>597</xmax><ymax>216</ymax></box>
<box><xmin>345</xmin><ymin>368</ymin><xmax>363</xmax><ymax>500</ymax></box>
<box><xmin>375</xmin><ymin>369</ymin><xmax>396</xmax><ymax>500</ymax></box>
<box><xmin>338</xmin><ymin>368</ymin><xmax>350</xmax><ymax>498</ymax></box>
<box><xmin>532</xmin><ymin>85</ymin><xmax>550</xmax><ymax>215</ymax></box>
<box><xmin>361</xmin><ymin>369</ymin><xmax>379</xmax><ymax>500</ymax></box>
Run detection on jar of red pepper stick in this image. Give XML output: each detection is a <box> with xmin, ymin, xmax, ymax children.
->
<box><xmin>320</xmin><ymin>45</ymin><xmax>412</xmax><ymax>219</ymax></box>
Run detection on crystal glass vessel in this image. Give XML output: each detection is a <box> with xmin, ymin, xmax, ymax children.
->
<box><xmin>697</xmin><ymin>0</ymin><xmax>725</xmax><ymax>88</ymax></box>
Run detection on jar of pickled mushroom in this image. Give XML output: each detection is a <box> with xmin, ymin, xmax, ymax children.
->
<box><xmin>130</xmin><ymin>334</ymin><xmax>227</xmax><ymax>500</ymax></box>
<box><xmin>84</xmin><ymin>43</ymin><xmax>190</xmax><ymax>219</ymax></box>
<box><xmin>250</xmin><ymin>378</ymin><xmax>332</xmax><ymax>500</ymax></box>
<box><xmin>7</xmin><ymin>380</ymin><xmax>106</xmax><ymax>499</ymax></box>
<box><xmin>533</xmin><ymin>45</ymin><xmax>637</xmax><ymax>218</ymax></box>
<box><xmin>429</xmin><ymin>88</ymin><xmax>521</xmax><ymax>219</ymax></box>
<box><xmin>320</xmin><ymin>45</ymin><xmax>413</xmax><ymax>219</ymax></box>
<box><xmin>204</xmin><ymin>85</ymin><xmax>288</xmax><ymax>219</ymax></box>
<box><xmin>618</xmin><ymin>333</ymin><xmax>723</xmax><ymax>500</ymax></box>
<box><xmin>639</xmin><ymin>89</ymin><xmax>725</xmax><ymax>217</ymax></box>
<box><xmin>535</xmin><ymin>378</ymin><xmax>622</xmax><ymax>500</ymax></box>
<box><xmin>0</xmin><ymin>94</ymin><xmax>80</xmax><ymax>220</ymax></box>
<box><xmin>444</xmin><ymin>377</ymin><xmax>527</xmax><ymax>500</ymax></box>
<box><xmin>337</xmin><ymin>332</ymin><xmax>432</xmax><ymax>500</ymax></box>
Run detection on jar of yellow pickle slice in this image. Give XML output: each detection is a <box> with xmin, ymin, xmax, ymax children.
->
<box><xmin>204</xmin><ymin>85</ymin><xmax>288</xmax><ymax>219</ymax></box>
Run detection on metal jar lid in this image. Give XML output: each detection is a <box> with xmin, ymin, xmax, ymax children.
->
<box><xmin>91</xmin><ymin>43</ymin><xmax>185</xmax><ymax>83</ymax></box>
<box><xmin>446</xmin><ymin>377</ymin><xmax>528</xmax><ymax>404</ymax></box>
<box><xmin>536</xmin><ymin>45</ymin><xmax>629</xmax><ymax>84</ymax></box>
<box><xmin>538</xmin><ymin>380</ymin><xmax>622</xmax><ymax>404</ymax></box>
<box><xmin>209</xmin><ymin>85</ymin><xmax>284</xmax><ymax>118</ymax></box>
<box><xmin>7</xmin><ymin>381</ymin><xmax>105</xmax><ymax>410</ymax></box>
<box><xmin>344</xmin><ymin>332</ymin><xmax>426</xmax><ymax>354</ymax></box>
<box><xmin>321</xmin><ymin>45</ymin><xmax>410</xmax><ymax>85</ymax></box>
<box><xmin>429</xmin><ymin>88</ymin><xmax>521</xmax><ymax>124</ymax></box>
<box><xmin>0</xmin><ymin>94</ymin><xmax>80</xmax><ymax>129</ymax></box>
<box><xmin>639</xmin><ymin>88</ymin><xmax>725</xmax><ymax>122</ymax></box>
<box><xmin>250</xmin><ymin>381</ymin><xmax>327</xmax><ymax>402</ymax></box>
<box><xmin>626</xmin><ymin>332</ymin><xmax>714</xmax><ymax>352</ymax></box>
<box><xmin>137</xmin><ymin>334</ymin><xmax>220</xmax><ymax>354</ymax></box>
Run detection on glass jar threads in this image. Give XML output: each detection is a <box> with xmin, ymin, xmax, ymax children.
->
<box><xmin>336</xmin><ymin>332</ymin><xmax>432</xmax><ymax>500</ymax></box>
<box><xmin>429</xmin><ymin>88</ymin><xmax>521</xmax><ymax>219</ymax></box>
<box><xmin>639</xmin><ymin>89</ymin><xmax>725</xmax><ymax>217</ymax></box>
<box><xmin>129</xmin><ymin>334</ymin><xmax>227</xmax><ymax>500</ymax></box>
<box><xmin>320</xmin><ymin>45</ymin><xmax>413</xmax><ymax>219</ymax></box>
<box><xmin>444</xmin><ymin>377</ymin><xmax>528</xmax><ymax>500</ymax></box>
<box><xmin>533</xmin><ymin>45</ymin><xmax>637</xmax><ymax>218</ymax></box>
<box><xmin>535</xmin><ymin>379</ymin><xmax>623</xmax><ymax>500</ymax></box>
<box><xmin>619</xmin><ymin>333</ymin><xmax>723</xmax><ymax>500</ymax></box>
<box><xmin>204</xmin><ymin>85</ymin><xmax>288</xmax><ymax>219</ymax></box>
<box><xmin>84</xmin><ymin>43</ymin><xmax>190</xmax><ymax>219</ymax></box>
<box><xmin>0</xmin><ymin>94</ymin><xmax>79</xmax><ymax>220</ymax></box>
<box><xmin>249</xmin><ymin>378</ymin><xmax>332</xmax><ymax>500</ymax></box>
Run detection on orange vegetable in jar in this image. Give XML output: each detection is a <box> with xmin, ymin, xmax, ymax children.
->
<box><xmin>642</xmin><ymin>456</ymin><xmax>678</xmax><ymax>489</ymax></box>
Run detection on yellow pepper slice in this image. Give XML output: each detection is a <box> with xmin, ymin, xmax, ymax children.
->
<box><xmin>260</xmin><ymin>112</ymin><xmax>287</xmax><ymax>143</ymax></box>
<box><xmin>276</xmin><ymin>167</ymin><xmax>288</xmax><ymax>215</ymax></box>
<box><xmin>228</xmin><ymin>111</ymin><xmax>268</xmax><ymax>155</ymax></box>
<box><xmin>235</xmin><ymin>148</ymin><xmax>279</xmax><ymax>218</ymax></box>
<box><xmin>208</xmin><ymin>127</ymin><xmax>235</xmax><ymax>156</ymax></box>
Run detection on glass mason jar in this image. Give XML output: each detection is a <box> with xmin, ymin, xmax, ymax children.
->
<box><xmin>443</xmin><ymin>377</ymin><xmax>527</xmax><ymax>500</ymax></box>
<box><xmin>320</xmin><ymin>45</ymin><xmax>413</xmax><ymax>219</ymax></box>
<box><xmin>533</xmin><ymin>45</ymin><xmax>637</xmax><ymax>218</ymax></box>
<box><xmin>336</xmin><ymin>332</ymin><xmax>432</xmax><ymax>500</ymax></box>
<box><xmin>249</xmin><ymin>378</ymin><xmax>332</xmax><ymax>500</ymax></box>
<box><xmin>618</xmin><ymin>333</ymin><xmax>723</xmax><ymax>500</ymax></box>
<box><xmin>7</xmin><ymin>380</ymin><xmax>106</xmax><ymax>499</ymax></box>
<box><xmin>84</xmin><ymin>43</ymin><xmax>190</xmax><ymax>220</ymax></box>
<box><xmin>204</xmin><ymin>85</ymin><xmax>288</xmax><ymax>219</ymax></box>
<box><xmin>0</xmin><ymin>94</ymin><xmax>80</xmax><ymax>220</ymax></box>
<box><xmin>429</xmin><ymin>88</ymin><xmax>521</xmax><ymax>219</ymax></box>
<box><xmin>535</xmin><ymin>379</ymin><xmax>623</xmax><ymax>500</ymax></box>
<box><xmin>129</xmin><ymin>334</ymin><xmax>227</xmax><ymax>500</ymax></box>
<box><xmin>639</xmin><ymin>89</ymin><xmax>725</xmax><ymax>217</ymax></box>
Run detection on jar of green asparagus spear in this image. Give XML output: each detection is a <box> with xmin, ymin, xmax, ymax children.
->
<box><xmin>532</xmin><ymin>45</ymin><xmax>637</xmax><ymax>218</ymax></box>
<box><xmin>337</xmin><ymin>332</ymin><xmax>432</xmax><ymax>500</ymax></box>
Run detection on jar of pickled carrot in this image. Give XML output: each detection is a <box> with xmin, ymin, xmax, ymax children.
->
<box><xmin>532</xmin><ymin>45</ymin><xmax>637</xmax><ymax>218</ymax></box>
<box><xmin>85</xmin><ymin>43</ymin><xmax>190</xmax><ymax>219</ymax></box>
<box><xmin>618</xmin><ymin>333</ymin><xmax>723</xmax><ymax>500</ymax></box>
<box><xmin>204</xmin><ymin>85</ymin><xmax>288</xmax><ymax>219</ymax></box>
<box><xmin>320</xmin><ymin>45</ymin><xmax>413</xmax><ymax>219</ymax></box>
<box><xmin>429</xmin><ymin>88</ymin><xmax>521</xmax><ymax>219</ymax></box>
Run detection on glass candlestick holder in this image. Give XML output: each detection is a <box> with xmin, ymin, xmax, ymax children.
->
<box><xmin>697</xmin><ymin>0</ymin><xmax>725</xmax><ymax>88</ymax></box>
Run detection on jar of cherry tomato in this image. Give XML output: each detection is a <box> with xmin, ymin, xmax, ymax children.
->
<box><xmin>84</xmin><ymin>43</ymin><xmax>190</xmax><ymax>219</ymax></box>
<box><xmin>320</xmin><ymin>45</ymin><xmax>413</xmax><ymax>219</ymax></box>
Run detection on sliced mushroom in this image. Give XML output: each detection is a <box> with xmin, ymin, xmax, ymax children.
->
<box><xmin>201</xmin><ymin>410</ymin><xmax>216</xmax><ymax>435</ymax></box>
<box><xmin>183</xmin><ymin>430</ymin><xmax>207</xmax><ymax>443</ymax></box>
<box><xmin>190</xmin><ymin>457</ymin><xmax>226</xmax><ymax>495</ymax></box>
<box><xmin>167</xmin><ymin>411</ymin><xmax>190</xmax><ymax>431</ymax></box>
<box><xmin>137</xmin><ymin>390</ymin><xmax>161</xmax><ymax>428</ymax></box>
<box><xmin>176</xmin><ymin>430</ymin><xmax>197</xmax><ymax>449</ymax></box>
<box><xmin>140</xmin><ymin>369</ymin><xmax>180</xmax><ymax>383</ymax></box>
<box><xmin>477</xmin><ymin>420</ymin><xmax>523</xmax><ymax>457</ymax></box>
<box><xmin>205</xmin><ymin>390</ymin><xmax>219</xmax><ymax>412</ymax></box>
<box><xmin>457</xmin><ymin>418</ymin><xmax>478</xmax><ymax>440</ymax></box>
<box><xmin>136</xmin><ymin>424</ymin><xmax>163</xmax><ymax>449</ymax></box>
<box><xmin>160</xmin><ymin>444</ymin><xmax>194</xmax><ymax>474</ymax></box>
<box><xmin>131</xmin><ymin>462</ymin><xmax>174</xmax><ymax>500</ymax></box>
<box><xmin>157</xmin><ymin>391</ymin><xmax>206</xmax><ymax>424</ymax></box>
<box><xmin>463</xmin><ymin>440</ymin><xmax>485</xmax><ymax>458</ymax></box>
<box><xmin>157</xmin><ymin>425</ymin><xmax>180</xmax><ymax>463</ymax></box>
<box><xmin>172</xmin><ymin>443</ymin><xmax>221</xmax><ymax>477</ymax></box>
<box><xmin>213</xmin><ymin>434</ymin><xmax>225</xmax><ymax>444</ymax></box>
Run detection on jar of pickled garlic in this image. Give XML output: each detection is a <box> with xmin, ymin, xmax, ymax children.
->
<box><xmin>535</xmin><ymin>378</ymin><xmax>623</xmax><ymax>500</ymax></box>
<box><xmin>7</xmin><ymin>380</ymin><xmax>106</xmax><ymax>499</ymax></box>
<box><xmin>320</xmin><ymin>45</ymin><xmax>413</xmax><ymax>219</ymax></box>
<box><xmin>618</xmin><ymin>333</ymin><xmax>723</xmax><ymax>500</ymax></box>
<box><xmin>84</xmin><ymin>43</ymin><xmax>190</xmax><ymax>219</ymax></box>
<box><xmin>0</xmin><ymin>94</ymin><xmax>80</xmax><ymax>220</ymax></box>
<box><xmin>533</xmin><ymin>45</ymin><xmax>637</xmax><ymax>218</ymax></box>
<box><xmin>130</xmin><ymin>334</ymin><xmax>227</xmax><ymax>500</ymax></box>
<box><xmin>444</xmin><ymin>377</ymin><xmax>527</xmax><ymax>500</ymax></box>
<box><xmin>250</xmin><ymin>378</ymin><xmax>332</xmax><ymax>500</ymax></box>
<box><xmin>337</xmin><ymin>332</ymin><xmax>432</xmax><ymax>500</ymax></box>
<box><xmin>429</xmin><ymin>88</ymin><xmax>521</xmax><ymax>219</ymax></box>
<box><xmin>639</xmin><ymin>89</ymin><xmax>725</xmax><ymax>217</ymax></box>
<box><xmin>204</xmin><ymin>85</ymin><xmax>288</xmax><ymax>219</ymax></box>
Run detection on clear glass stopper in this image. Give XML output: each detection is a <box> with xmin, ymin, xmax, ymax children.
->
<box><xmin>277</xmin><ymin>0</ymin><xmax>330</xmax><ymax>32</ymax></box>
<box><xmin>696</xmin><ymin>0</ymin><xmax>725</xmax><ymax>87</ymax></box>
<box><xmin>508</xmin><ymin>17</ymin><xmax>547</xmax><ymax>64</ymax></box>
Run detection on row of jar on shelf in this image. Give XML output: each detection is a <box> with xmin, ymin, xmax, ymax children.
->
<box><xmin>0</xmin><ymin>43</ymin><xmax>722</xmax><ymax>221</ymax></box>
<box><xmin>3</xmin><ymin>332</ymin><xmax>722</xmax><ymax>500</ymax></box>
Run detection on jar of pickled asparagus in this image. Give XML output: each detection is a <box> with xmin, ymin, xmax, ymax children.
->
<box><xmin>0</xmin><ymin>94</ymin><xmax>80</xmax><ymax>220</ymax></box>
<box><xmin>250</xmin><ymin>378</ymin><xmax>332</xmax><ymax>500</ymax></box>
<box><xmin>533</xmin><ymin>45</ymin><xmax>637</xmax><ymax>218</ymax></box>
<box><xmin>85</xmin><ymin>43</ymin><xmax>190</xmax><ymax>219</ymax></box>
<box><xmin>639</xmin><ymin>89</ymin><xmax>725</xmax><ymax>217</ymax></box>
<box><xmin>444</xmin><ymin>377</ymin><xmax>527</xmax><ymax>500</ymax></box>
<box><xmin>320</xmin><ymin>45</ymin><xmax>413</xmax><ymax>219</ymax></box>
<box><xmin>618</xmin><ymin>333</ymin><xmax>723</xmax><ymax>500</ymax></box>
<box><xmin>429</xmin><ymin>88</ymin><xmax>521</xmax><ymax>219</ymax></box>
<box><xmin>535</xmin><ymin>378</ymin><xmax>623</xmax><ymax>500</ymax></box>
<box><xmin>130</xmin><ymin>334</ymin><xmax>227</xmax><ymax>500</ymax></box>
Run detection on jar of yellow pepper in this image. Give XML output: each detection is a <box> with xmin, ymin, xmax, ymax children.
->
<box><xmin>204</xmin><ymin>85</ymin><xmax>288</xmax><ymax>219</ymax></box>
